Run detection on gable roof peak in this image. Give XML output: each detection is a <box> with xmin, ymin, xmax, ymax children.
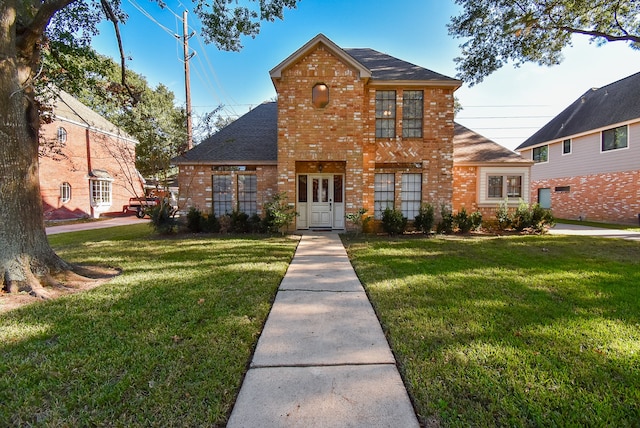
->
<box><xmin>270</xmin><ymin>33</ymin><xmax>371</xmax><ymax>82</ymax></box>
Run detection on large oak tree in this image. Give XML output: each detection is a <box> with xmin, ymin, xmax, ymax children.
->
<box><xmin>449</xmin><ymin>0</ymin><xmax>640</xmax><ymax>85</ymax></box>
<box><xmin>0</xmin><ymin>0</ymin><xmax>297</xmax><ymax>297</ymax></box>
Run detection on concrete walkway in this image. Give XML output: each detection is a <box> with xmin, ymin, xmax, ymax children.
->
<box><xmin>227</xmin><ymin>233</ymin><xmax>419</xmax><ymax>427</ymax></box>
<box><xmin>548</xmin><ymin>223</ymin><xmax>640</xmax><ymax>241</ymax></box>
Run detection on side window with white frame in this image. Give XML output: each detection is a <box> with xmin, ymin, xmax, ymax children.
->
<box><xmin>57</xmin><ymin>127</ymin><xmax>67</xmax><ymax>144</ymax></box>
<box><xmin>487</xmin><ymin>174</ymin><xmax>522</xmax><ymax>199</ymax></box>
<box><xmin>562</xmin><ymin>139</ymin><xmax>571</xmax><ymax>155</ymax></box>
<box><xmin>60</xmin><ymin>182</ymin><xmax>71</xmax><ymax>203</ymax></box>
<box><xmin>90</xmin><ymin>179</ymin><xmax>112</xmax><ymax>206</ymax></box>
<box><xmin>532</xmin><ymin>145</ymin><xmax>548</xmax><ymax>163</ymax></box>
<box><xmin>601</xmin><ymin>125</ymin><xmax>628</xmax><ymax>152</ymax></box>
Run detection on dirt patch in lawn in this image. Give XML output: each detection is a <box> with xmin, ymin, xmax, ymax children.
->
<box><xmin>0</xmin><ymin>265</ymin><xmax>120</xmax><ymax>314</ymax></box>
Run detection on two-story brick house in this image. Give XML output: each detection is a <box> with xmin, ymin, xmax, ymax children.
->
<box><xmin>39</xmin><ymin>90</ymin><xmax>145</xmax><ymax>220</ymax></box>
<box><xmin>516</xmin><ymin>71</ymin><xmax>640</xmax><ymax>225</ymax></box>
<box><xmin>174</xmin><ymin>34</ymin><xmax>532</xmax><ymax>230</ymax></box>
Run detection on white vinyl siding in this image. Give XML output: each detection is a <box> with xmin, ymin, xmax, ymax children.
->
<box><xmin>526</xmin><ymin>121</ymin><xmax>640</xmax><ymax>181</ymax></box>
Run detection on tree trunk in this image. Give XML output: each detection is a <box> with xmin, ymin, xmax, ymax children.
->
<box><xmin>1</xmin><ymin>0</ymin><xmax>73</xmax><ymax>297</ymax></box>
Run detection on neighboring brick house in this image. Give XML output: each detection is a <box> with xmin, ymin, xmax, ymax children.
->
<box><xmin>39</xmin><ymin>90</ymin><xmax>145</xmax><ymax>220</ymax></box>
<box><xmin>174</xmin><ymin>34</ymin><xmax>531</xmax><ymax>230</ymax></box>
<box><xmin>516</xmin><ymin>72</ymin><xmax>640</xmax><ymax>225</ymax></box>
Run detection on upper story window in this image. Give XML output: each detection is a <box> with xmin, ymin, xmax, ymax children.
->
<box><xmin>312</xmin><ymin>83</ymin><xmax>329</xmax><ymax>108</ymax></box>
<box><xmin>532</xmin><ymin>145</ymin><xmax>548</xmax><ymax>163</ymax></box>
<box><xmin>402</xmin><ymin>91</ymin><xmax>423</xmax><ymax>138</ymax></box>
<box><xmin>602</xmin><ymin>125</ymin><xmax>628</xmax><ymax>152</ymax></box>
<box><xmin>375</xmin><ymin>90</ymin><xmax>396</xmax><ymax>138</ymax></box>
<box><xmin>57</xmin><ymin>127</ymin><xmax>67</xmax><ymax>144</ymax></box>
<box><xmin>562</xmin><ymin>139</ymin><xmax>571</xmax><ymax>154</ymax></box>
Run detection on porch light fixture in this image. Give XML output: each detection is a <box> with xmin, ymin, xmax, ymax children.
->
<box><xmin>318</xmin><ymin>163</ymin><xmax>323</xmax><ymax>172</ymax></box>
<box><xmin>312</xmin><ymin>83</ymin><xmax>329</xmax><ymax>108</ymax></box>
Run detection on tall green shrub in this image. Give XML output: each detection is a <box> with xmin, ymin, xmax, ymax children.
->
<box><xmin>437</xmin><ymin>205</ymin><xmax>454</xmax><ymax>234</ymax></box>
<box><xmin>263</xmin><ymin>192</ymin><xmax>297</xmax><ymax>235</ymax></box>
<box><xmin>149</xmin><ymin>200</ymin><xmax>178</xmax><ymax>234</ymax></box>
<box><xmin>414</xmin><ymin>203</ymin><xmax>435</xmax><ymax>233</ymax></box>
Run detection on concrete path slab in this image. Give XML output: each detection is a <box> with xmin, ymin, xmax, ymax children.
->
<box><xmin>227</xmin><ymin>365</ymin><xmax>419</xmax><ymax>428</ymax></box>
<box><xmin>227</xmin><ymin>233</ymin><xmax>420</xmax><ymax>427</ymax></box>
<box><xmin>251</xmin><ymin>290</ymin><xmax>395</xmax><ymax>367</ymax></box>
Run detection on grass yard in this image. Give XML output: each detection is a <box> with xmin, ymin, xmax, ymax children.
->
<box><xmin>343</xmin><ymin>234</ymin><xmax>640</xmax><ymax>427</ymax></box>
<box><xmin>0</xmin><ymin>224</ymin><xmax>298</xmax><ymax>426</ymax></box>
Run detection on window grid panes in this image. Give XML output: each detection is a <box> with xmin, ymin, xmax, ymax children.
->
<box><xmin>401</xmin><ymin>173</ymin><xmax>422</xmax><ymax>219</ymax></box>
<box><xmin>213</xmin><ymin>175</ymin><xmax>232</xmax><ymax>216</ymax></box>
<box><xmin>90</xmin><ymin>179</ymin><xmax>111</xmax><ymax>206</ymax></box>
<box><xmin>488</xmin><ymin>176</ymin><xmax>503</xmax><ymax>198</ymax></box>
<box><xmin>402</xmin><ymin>91</ymin><xmax>423</xmax><ymax>138</ymax></box>
<box><xmin>60</xmin><ymin>182</ymin><xmax>71</xmax><ymax>203</ymax></box>
<box><xmin>506</xmin><ymin>176</ymin><xmax>522</xmax><ymax>197</ymax></box>
<box><xmin>602</xmin><ymin>125</ymin><xmax>628</xmax><ymax>151</ymax></box>
<box><xmin>237</xmin><ymin>175</ymin><xmax>257</xmax><ymax>215</ymax></box>
<box><xmin>374</xmin><ymin>173</ymin><xmax>395</xmax><ymax>219</ymax></box>
<box><xmin>57</xmin><ymin>127</ymin><xmax>67</xmax><ymax>144</ymax></box>
<box><xmin>533</xmin><ymin>145</ymin><xmax>548</xmax><ymax>162</ymax></box>
<box><xmin>375</xmin><ymin>91</ymin><xmax>396</xmax><ymax>138</ymax></box>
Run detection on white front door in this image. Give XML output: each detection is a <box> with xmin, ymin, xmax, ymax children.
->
<box><xmin>310</xmin><ymin>175</ymin><xmax>332</xmax><ymax>228</ymax></box>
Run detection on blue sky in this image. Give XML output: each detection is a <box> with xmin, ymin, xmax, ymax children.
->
<box><xmin>92</xmin><ymin>0</ymin><xmax>640</xmax><ymax>150</ymax></box>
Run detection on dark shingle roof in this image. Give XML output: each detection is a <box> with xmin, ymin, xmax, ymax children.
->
<box><xmin>516</xmin><ymin>71</ymin><xmax>640</xmax><ymax>150</ymax></box>
<box><xmin>172</xmin><ymin>102</ymin><xmax>278</xmax><ymax>164</ymax></box>
<box><xmin>344</xmin><ymin>48</ymin><xmax>459</xmax><ymax>83</ymax></box>
<box><xmin>454</xmin><ymin>123</ymin><xmax>532</xmax><ymax>164</ymax></box>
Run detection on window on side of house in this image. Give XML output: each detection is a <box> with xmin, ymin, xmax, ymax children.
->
<box><xmin>237</xmin><ymin>174</ymin><xmax>257</xmax><ymax>216</ymax></box>
<box><xmin>374</xmin><ymin>173</ymin><xmax>395</xmax><ymax>219</ymax></box>
<box><xmin>602</xmin><ymin>125</ymin><xmax>628</xmax><ymax>152</ymax></box>
<box><xmin>213</xmin><ymin>174</ymin><xmax>232</xmax><ymax>217</ymax></box>
<box><xmin>401</xmin><ymin>173</ymin><xmax>422</xmax><ymax>219</ymax></box>
<box><xmin>90</xmin><ymin>179</ymin><xmax>111</xmax><ymax>206</ymax></box>
<box><xmin>57</xmin><ymin>127</ymin><xmax>67</xmax><ymax>144</ymax></box>
<box><xmin>60</xmin><ymin>182</ymin><xmax>71</xmax><ymax>203</ymax></box>
<box><xmin>298</xmin><ymin>175</ymin><xmax>308</xmax><ymax>203</ymax></box>
<box><xmin>532</xmin><ymin>145</ymin><xmax>548</xmax><ymax>163</ymax></box>
<box><xmin>488</xmin><ymin>174</ymin><xmax>523</xmax><ymax>199</ymax></box>
<box><xmin>375</xmin><ymin>90</ymin><xmax>396</xmax><ymax>138</ymax></box>
<box><xmin>562</xmin><ymin>139</ymin><xmax>571</xmax><ymax>154</ymax></box>
<box><xmin>402</xmin><ymin>90</ymin><xmax>423</xmax><ymax>138</ymax></box>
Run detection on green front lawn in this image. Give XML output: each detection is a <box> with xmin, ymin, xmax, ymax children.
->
<box><xmin>1</xmin><ymin>225</ymin><xmax>298</xmax><ymax>426</ymax></box>
<box><xmin>343</xmin><ymin>234</ymin><xmax>640</xmax><ymax>426</ymax></box>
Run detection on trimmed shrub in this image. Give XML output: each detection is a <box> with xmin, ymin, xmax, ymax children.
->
<box><xmin>229</xmin><ymin>210</ymin><xmax>249</xmax><ymax>233</ymax></box>
<box><xmin>414</xmin><ymin>203</ymin><xmax>435</xmax><ymax>234</ymax></box>
<box><xmin>263</xmin><ymin>192</ymin><xmax>297</xmax><ymax>235</ymax></box>
<box><xmin>248</xmin><ymin>213</ymin><xmax>264</xmax><ymax>233</ymax></box>
<box><xmin>454</xmin><ymin>207</ymin><xmax>473</xmax><ymax>233</ymax></box>
<box><xmin>470</xmin><ymin>210</ymin><xmax>483</xmax><ymax>231</ymax></box>
<box><xmin>495</xmin><ymin>200</ymin><xmax>512</xmax><ymax>231</ymax></box>
<box><xmin>149</xmin><ymin>200</ymin><xmax>178</xmax><ymax>234</ymax></box>
<box><xmin>437</xmin><ymin>205</ymin><xmax>454</xmax><ymax>234</ymax></box>
<box><xmin>381</xmin><ymin>207</ymin><xmax>407</xmax><ymax>235</ymax></box>
<box><xmin>186</xmin><ymin>207</ymin><xmax>203</xmax><ymax>233</ymax></box>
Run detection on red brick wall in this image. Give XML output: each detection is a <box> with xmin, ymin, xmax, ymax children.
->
<box><xmin>531</xmin><ymin>170</ymin><xmax>640</xmax><ymax>224</ymax></box>
<box><xmin>177</xmin><ymin>165</ymin><xmax>278</xmax><ymax>215</ymax></box>
<box><xmin>274</xmin><ymin>45</ymin><xmax>456</xmax><ymax>228</ymax></box>
<box><xmin>453</xmin><ymin>165</ymin><xmax>478</xmax><ymax>213</ymax></box>
<box><xmin>39</xmin><ymin>120</ymin><xmax>143</xmax><ymax>220</ymax></box>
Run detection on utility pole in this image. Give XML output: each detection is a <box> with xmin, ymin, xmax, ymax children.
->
<box><xmin>181</xmin><ymin>11</ymin><xmax>195</xmax><ymax>150</ymax></box>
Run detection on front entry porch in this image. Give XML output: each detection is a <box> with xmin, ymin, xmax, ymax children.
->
<box><xmin>295</xmin><ymin>163</ymin><xmax>345</xmax><ymax>230</ymax></box>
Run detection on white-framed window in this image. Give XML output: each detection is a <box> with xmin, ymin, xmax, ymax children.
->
<box><xmin>237</xmin><ymin>174</ymin><xmax>257</xmax><ymax>216</ymax></box>
<box><xmin>562</xmin><ymin>139</ymin><xmax>571</xmax><ymax>155</ymax></box>
<box><xmin>213</xmin><ymin>174</ymin><xmax>232</xmax><ymax>217</ymax></box>
<box><xmin>375</xmin><ymin>90</ymin><xmax>396</xmax><ymax>138</ymax></box>
<box><xmin>487</xmin><ymin>175</ymin><xmax>522</xmax><ymax>199</ymax></box>
<box><xmin>601</xmin><ymin>125</ymin><xmax>628</xmax><ymax>152</ymax></box>
<box><xmin>532</xmin><ymin>145</ymin><xmax>548</xmax><ymax>163</ymax></box>
<box><xmin>57</xmin><ymin>127</ymin><xmax>67</xmax><ymax>144</ymax></box>
<box><xmin>401</xmin><ymin>173</ymin><xmax>422</xmax><ymax>219</ymax></box>
<box><xmin>90</xmin><ymin>179</ymin><xmax>112</xmax><ymax>206</ymax></box>
<box><xmin>402</xmin><ymin>91</ymin><xmax>423</xmax><ymax>138</ymax></box>
<box><xmin>374</xmin><ymin>173</ymin><xmax>395</xmax><ymax>219</ymax></box>
<box><xmin>60</xmin><ymin>182</ymin><xmax>71</xmax><ymax>203</ymax></box>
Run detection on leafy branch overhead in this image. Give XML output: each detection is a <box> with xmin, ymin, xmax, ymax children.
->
<box><xmin>448</xmin><ymin>0</ymin><xmax>640</xmax><ymax>85</ymax></box>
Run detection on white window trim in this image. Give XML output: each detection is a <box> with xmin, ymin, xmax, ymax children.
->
<box><xmin>532</xmin><ymin>145</ymin><xmax>549</xmax><ymax>164</ymax></box>
<box><xmin>479</xmin><ymin>167</ymin><xmax>530</xmax><ymax>206</ymax></box>
<box><xmin>562</xmin><ymin>139</ymin><xmax>572</xmax><ymax>156</ymax></box>
<box><xmin>90</xmin><ymin>178</ymin><xmax>113</xmax><ymax>207</ymax></box>
<box><xmin>600</xmin><ymin>124</ymin><xmax>630</xmax><ymax>154</ymax></box>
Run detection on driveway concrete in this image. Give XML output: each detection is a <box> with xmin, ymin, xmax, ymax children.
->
<box><xmin>548</xmin><ymin>223</ymin><xmax>640</xmax><ymax>241</ymax></box>
<box><xmin>227</xmin><ymin>233</ymin><xmax>419</xmax><ymax>428</ymax></box>
<box><xmin>45</xmin><ymin>216</ymin><xmax>148</xmax><ymax>235</ymax></box>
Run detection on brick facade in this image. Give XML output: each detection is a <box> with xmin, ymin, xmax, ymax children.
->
<box><xmin>531</xmin><ymin>171</ymin><xmax>640</xmax><ymax>225</ymax></box>
<box><xmin>39</xmin><ymin>108</ymin><xmax>144</xmax><ymax>220</ymax></box>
